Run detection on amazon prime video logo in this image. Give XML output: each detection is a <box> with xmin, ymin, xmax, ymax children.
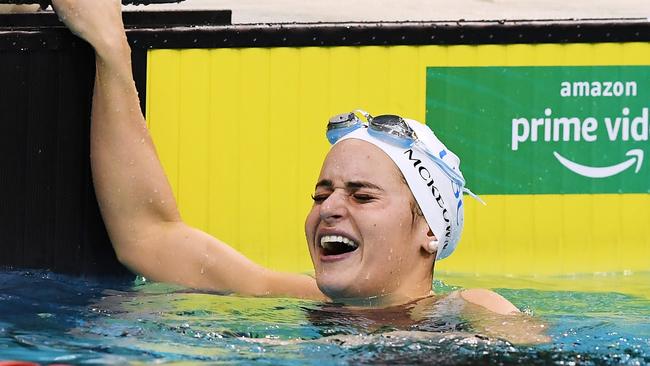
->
<box><xmin>511</xmin><ymin>106</ymin><xmax>647</xmax><ymax>179</ymax></box>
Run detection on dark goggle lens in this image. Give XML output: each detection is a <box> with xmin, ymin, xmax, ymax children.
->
<box><xmin>372</xmin><ymin>114</ymin><xmax>403</xmax><ymax>127</ymax></box>
<box><xmin>370</xmin><ymin>114</ymin><xmax>416</xmax><ymax>140</ymax></box>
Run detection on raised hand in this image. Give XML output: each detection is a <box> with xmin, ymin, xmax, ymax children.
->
<box><xmin>51</xmin><ymin>0</ymin><xmax>126</xmax><ymax>59</ymax></box>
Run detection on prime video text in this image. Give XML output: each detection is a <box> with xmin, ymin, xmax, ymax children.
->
<box><xmin>511</xmin><ymin>80</ymin><xmax>648</xmax><ymax>151</ymax></box>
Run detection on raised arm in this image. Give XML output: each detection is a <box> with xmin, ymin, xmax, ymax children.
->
<box><xmin>51</xmin><ymin>0</ymin><xmax>324</xmax><ymax>300</ymax></box>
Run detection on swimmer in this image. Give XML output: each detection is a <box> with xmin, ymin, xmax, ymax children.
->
<box><xmin>51</xmin><ymin>0</ymin><xmax>548</xmax><ymax>344</ymax></box>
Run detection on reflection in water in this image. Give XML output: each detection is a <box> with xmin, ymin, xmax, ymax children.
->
<box><xmin>304</xmin><ymin>295</ymin><xmax>469</xmax><ymax>335</ymax></box>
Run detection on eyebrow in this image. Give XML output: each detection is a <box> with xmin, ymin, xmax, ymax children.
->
<box><xmin>315</xmin><ymin>179</ymin><xmax>384</xmax><ymax>191</ymax></box>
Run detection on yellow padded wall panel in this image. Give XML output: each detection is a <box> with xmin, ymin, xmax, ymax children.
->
<box><xmin>178</xmin><ymin>50</ymin><xmax>211</xmax><ymax>230</ymax></box>
<box><xmin>442</xmin><ymin>194</ymin><xmax>650</xmax><ymax>276</ymax></box>
<box><xmin>147</xmin><ymin>49</ymin><xmax>180</xmax><ymax>192</ymax></box>
<box><xmin>238</xmin><ymin>48</ymin><xmax>271</xmax><ymax>265</ymax></box>
<box><xmin>146</xmin><ymin>43</ymin><xmax>650</xmax><ymax>276</ymax></box>
<box><xmin>268</xmin><ymin>47</ymin><xmax>301</xmax><ymax>271</ymax></box>
<box><xmin>207</xmin><ymin>49</ymin><xmax>241</xmax><ymax>249</ymax></box>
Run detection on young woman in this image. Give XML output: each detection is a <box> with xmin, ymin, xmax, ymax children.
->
<box><xmin>51</xmin><ymin>0</ymin><xmax>527</xmax><ymax>320</ymax></box>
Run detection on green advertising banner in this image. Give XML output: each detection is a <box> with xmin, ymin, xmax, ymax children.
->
<box><xmin>426</xmin><ymin>66</ymin><xmax>650</xmax><ymax>195</ymax></box>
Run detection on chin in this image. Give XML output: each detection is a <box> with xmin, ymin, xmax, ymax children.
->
<box><xmin>315</xmin><ymin>272</ymin><xmax>380</xmax><ymax>303</ymax></box>
<box><xmin>315</xmin><ymin>274</ymin><xmax>359</xmax><ymax>301</ymax></box>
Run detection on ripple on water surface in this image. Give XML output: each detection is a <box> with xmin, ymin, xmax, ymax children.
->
<box><xmin>0</xmin><ymin>269</ymin><xmax>649</xmax><ymax>365</ymax></box>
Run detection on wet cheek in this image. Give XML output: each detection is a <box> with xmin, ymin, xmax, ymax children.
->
<box><xmin>364</xmin><ymin>229</ymin><xmax>392</xmax><ymax>259</ymax></box>
<box><xmin>368</xmin><ymin>220</ymin><xmax>407</xmax><ymax>260</ymax></box>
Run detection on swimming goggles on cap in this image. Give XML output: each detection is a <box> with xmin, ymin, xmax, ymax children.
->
<box><xmin>326</xmin><ymin>110</ymin><xmax>467</xmax><ymax>188</ymax></box>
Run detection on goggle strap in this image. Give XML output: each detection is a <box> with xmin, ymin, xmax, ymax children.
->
<box><xmin>417</xmin><ymin>144</ymin><xmax>466</xmax><ymax>187</ymax></box>
<box><xmin>463</xmin><ymin>187</ymin><xmax>486</xmax><ymax>205</ymax></box>
<box><xmin>354</xmin><ymin>109</ymin><xmax>373</xmax><ymax>123</ymax></box>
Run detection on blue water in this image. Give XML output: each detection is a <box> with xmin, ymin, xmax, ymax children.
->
<box><xmin>1</xmin><ymin>269</ymin><xmax>649</xmax><ymax>365</ymax></box>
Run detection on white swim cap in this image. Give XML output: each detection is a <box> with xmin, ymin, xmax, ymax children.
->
<box><xmin>335</xmin><ymin>118</ymin><xmax>466</xmax><ymax>260</ymax></box>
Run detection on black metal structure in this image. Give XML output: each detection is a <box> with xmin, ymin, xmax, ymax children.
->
<box><xmin>125</xmin><ymin>18</ymin><xmax>650</xmax><ymax>48</ymax></box>
<box><xmin>0</xmin><ymin>11</ymin><xmax>648</xmax><ymax>275</ymax></box>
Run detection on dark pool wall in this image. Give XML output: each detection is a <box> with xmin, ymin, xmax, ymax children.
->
<box><xmin>0</xmin><ymin>42</ymin><xmax>102</xmax><ymax>274</ymax></box>
<box><xmin>0</xmin><ymin>11</ymin><xmax>648</xmax><ymax>275</ymax></box>
<box><xmin>0</xmin><ymin>10</ymin><xmax>231</xmax><ymax>275</ymax></box>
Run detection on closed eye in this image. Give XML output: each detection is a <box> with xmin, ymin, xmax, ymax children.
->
<box><xmin>352</xmin><ymin>193</ymin><xmax>375</xmax><ymax>203</ymax></box>
<box><xmin>311</xmin><ymin>193</ymin><xmax>329</xmax><ymax>203</ymax></box>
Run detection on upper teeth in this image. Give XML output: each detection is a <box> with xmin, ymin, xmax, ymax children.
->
<box><xmin>320</xmin><ymin>235</ymin><xmax>358</xmax><ymax>248</ymax></box>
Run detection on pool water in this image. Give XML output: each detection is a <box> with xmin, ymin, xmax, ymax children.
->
<box><xmin>1</xmin><ymin>269</ymin><xmax>649</xmax><ymax>365</ymax></box>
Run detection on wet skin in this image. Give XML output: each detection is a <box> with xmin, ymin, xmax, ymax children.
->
<box><xmin>49</xmin><ymin>0</ymin><xmax>530</xmax><ymax>328</ymax></box>
<box><xmin>304</xmin><ymin>139</ymin><xmax>437</xmax><ymax>306</ymax></box>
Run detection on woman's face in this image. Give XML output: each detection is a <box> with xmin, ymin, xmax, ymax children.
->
<box><xmin>304</xmin><ymin>139</ymin><xmax>434</xmax><ymax>305</ymax></box>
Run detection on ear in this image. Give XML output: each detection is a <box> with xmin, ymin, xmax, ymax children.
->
<box><xmin>419</xmin><ymin>227</ymin><xmax>439</xmax><ymax>257</ymax></box>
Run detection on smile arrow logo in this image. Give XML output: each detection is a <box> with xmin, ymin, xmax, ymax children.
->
<box><xmin>553</xmin><ymin>149</ymin><xmax>644</xmax><ymax>179</ymax></box>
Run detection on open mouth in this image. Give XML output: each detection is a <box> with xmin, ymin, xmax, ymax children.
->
<box><xmin>319</xmin><ymin>235</ymin><xmax>359</xmax><ymax>256</ymax></box>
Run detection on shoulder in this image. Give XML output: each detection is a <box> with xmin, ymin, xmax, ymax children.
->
<box><xmin>458</xmin><ymin>288</ymin><xmax>520</xmax><ymax>315</ymax></box>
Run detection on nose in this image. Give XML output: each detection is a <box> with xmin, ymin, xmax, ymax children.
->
<box><xmin>319</xmin><ymin>190</ymin><xmax>348</xmax><ymax>224</ymax></box>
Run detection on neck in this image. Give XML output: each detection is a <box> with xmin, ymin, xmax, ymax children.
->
<box><xmin>336</xmin><ymin>281</ymin><xmax>434</xmax><ymax>309</ymax></box>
